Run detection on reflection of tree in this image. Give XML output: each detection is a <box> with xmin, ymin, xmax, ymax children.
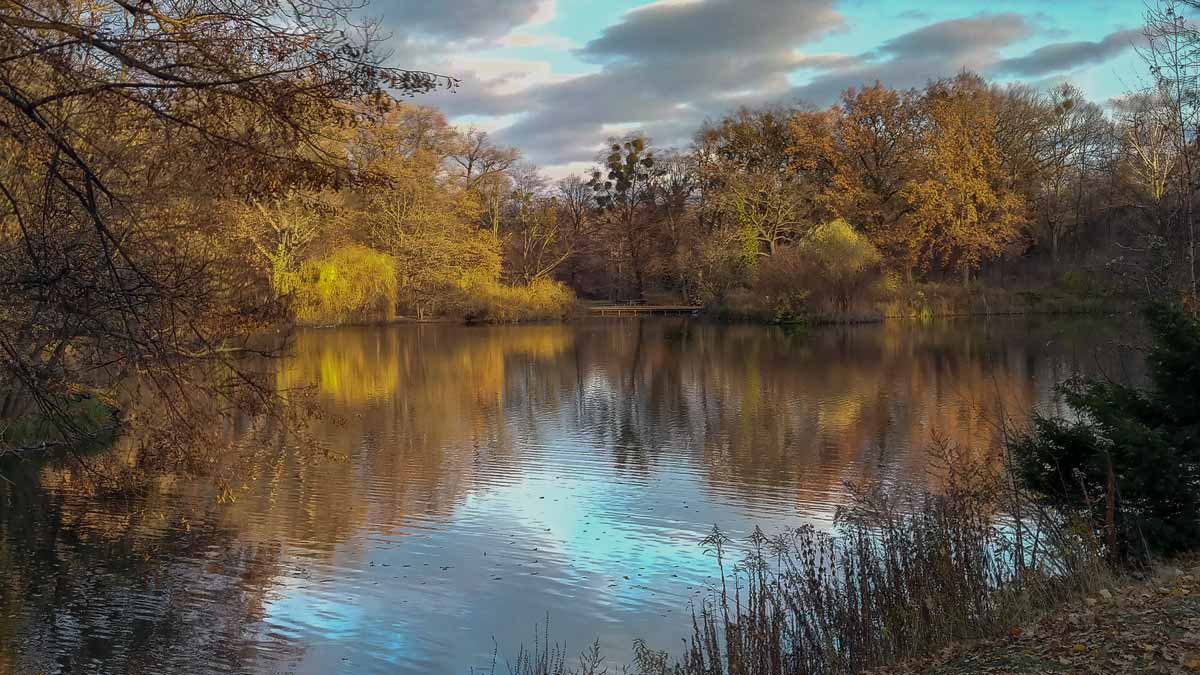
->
<box><xmin>0</xmin><ymin>317</ymin><xmax>1136</xmax><ymax>671</ymax></box>
<box><xmin>682</xmin><ymin>319</ymin><xmax>1135</xmax><ymax>502</ymax></box>
<box><xmin>0</xmin><ymin>323</ymin><xmax>580</xmax><ymax>673</ymax></box>
<box><xmin>0</xmin><ymin>477</ymin><xmax>290</xmax><ymax>674</ymax></box>
<box><xmin>537</xmin><ymin>318</ymin><xmax>1136</xmax><ymax>508</ymax></box>
<box><xmin>217</xmin><ymin>324</ymin><xmax>574</xmax><ymax>547</ymax></box>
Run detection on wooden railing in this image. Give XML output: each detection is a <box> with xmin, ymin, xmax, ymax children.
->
<box><xmin>587</xmin><ymin>303</ymin><xmax>702</xmax><ymax>316</ymax></box>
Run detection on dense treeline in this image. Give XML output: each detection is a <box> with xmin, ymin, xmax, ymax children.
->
<box><xmin>531</xmin><ymin>71</ymin><xmax>1194</xmax><ymax>317</ymax></box>
<box><xmin>224</xmin><ymin>67</ymin><xmax>1200</xmax><ymax>325</ymax></box>
<box><xmin>237</xmin><ymin>106</ymin><xmax>575</xmax><ymax>325</ymax></box>
<box><xmin>4</xmin><ymin>0</ymin><xmax>1200</xmax><ymax>453</ymax></box>
<box><xmin>263</xmin><ymin>66</ymin><xmax>1199</xmax><ymax>325</ymax></box>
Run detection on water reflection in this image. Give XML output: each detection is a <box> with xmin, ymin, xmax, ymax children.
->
<box><xmin>0</xmin><ymin>317</ymin><xmax>1137</xmax><ymax>674</ymax></box>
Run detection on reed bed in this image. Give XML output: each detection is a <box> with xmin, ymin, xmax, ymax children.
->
<box><xmin>492</xmin><ymin>438</ymin><xmax>1108</xmax><ymax>675</ymax></box>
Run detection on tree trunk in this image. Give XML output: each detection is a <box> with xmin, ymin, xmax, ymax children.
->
<box><xmin>1106</xmin><ymin>456</ymin><xmax>1118</xmax><ymax>560</ymax></box>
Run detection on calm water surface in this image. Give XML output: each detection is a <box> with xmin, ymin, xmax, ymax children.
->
<box><xmin>0</xmin><ymin>318</ymin><xmax>1139</xmax><ymax>674</ymax></box>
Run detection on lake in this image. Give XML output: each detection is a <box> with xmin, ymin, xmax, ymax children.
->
<box><xmin>0</xmin><ymin>317</ymin><xmax>1139</xmax><ymax>674</ymax></box>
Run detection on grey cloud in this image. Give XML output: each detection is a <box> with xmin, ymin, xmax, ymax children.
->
<box><xmin>790</xmin><ymin>56</ymin><xmax>969</xmax><ymax>104</ymax></box>
<box><xmin>421</xmin><ymin>79</ymin><xmax>529</xmax><ymax>118</ymax></box>
<box><xmin>500</xmin><ymin>49</ymin><xmax>805</xmax><ymax>164</ymax></box>
<box><xmin>876</xmin><ymin>13</ymin><xmax>1031</xmax><ymax>58</ymax></box>
<box><xmin>483</xmin><ymin>0</ymin><xmax>844</xmax><ymax>164</ymax></box>
<box><xmin>789</xmin><ymin>14</ymin><xmax>1036</xmax><ymax>104</ymax></box>
<box><xmin>581</xmin><ymin>0</ymin><xmax>842</xmax><ymax>61</ymax></box>
<box><xmin>991</xmin><ymin>28</ymin><xmax>1144</xmax><ymax>76</ymax></box>
<box><xmin>379</xmin><ymin>0</ymin><xmax>546</xmax><ymax>40</ymax></box>
<box><xmin>485</xmin><ymin>11</ymin><xmax>1030</xmax><ymax>165</ymax></box>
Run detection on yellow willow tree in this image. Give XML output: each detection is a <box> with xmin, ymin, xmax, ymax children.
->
<box><xmin>904</xmin><ymin>73</ymin><xmax>1027</xmax><ymax>283</ymax></box>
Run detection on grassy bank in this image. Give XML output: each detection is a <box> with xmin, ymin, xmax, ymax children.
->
<box><xmin>503</xmin><ymin>558</ymin><xmax>1198</xmax><ymax>675</ymax></box>
<box><xmin>708</xmin><ymin>281</ymin><xmax>1126</xmax><ymax>325</ymax></box>
<box><xmin>494</xmin><ymin>441</ymin><xmax>1112</xmax><ymax>675</ymax></box>
<box><xmin>495</xmin><ymin>462</ymin><xmax>1190</xmax><ymax>675</ymax></box>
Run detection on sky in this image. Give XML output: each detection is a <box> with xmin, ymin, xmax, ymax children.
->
<box><xmin>374</xmin><ymin>0</ymin><xmax>1150</xmax><ymax>178</ymax></box>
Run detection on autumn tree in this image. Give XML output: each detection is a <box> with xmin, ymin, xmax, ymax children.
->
<box><xmin>650</xmin><ymin>151</ymin><xmax>699</xmax><ymax>299</ymax></box>
<box><xmin>502</xmin><ymin>165</ymin><xmax>571</xmax><ymax>284</ymax></box>
<box><xmin>825</xmin><ymin>83</ymin><xmax>924</xmax><ymax>276</ymax></box>
<box><xmin>1034</xmin><ymin>84</ymin><xmax>1108</xmax><ymax>263</ymax></box>
<box><xmin>0</xmin><ymin>0</ymin><xmax>449</xmax><ymax>445</ymax></box>
<box><xmin>451</xmin><ymin>128</ymin><xmax>521</xmax><ymax>235</ymax></box>
<box><xmin>1140</xmin><ymin>0</ymin><xmax>1199</xmax><ymax>293</ymax></box>
<box><xmin>756</xmin><ymin>219</ymin><xmax>884</xmax><ymax>316</ymax></box>
<box><xmin>453</xmin><ymin>129</ymin><xmax>521</xmax><ymax>190</ymax></box>
<box><xmin>1115</xmin><ymin>92</ymin><xmax>1177</xmax><ymax>207</ymax></box>
<box><xmin>699</xmin><ymin>107</ymin><xmax>831</xmax><ymax>261</ymax></box>
<box><xmin>555</xmin><ymin>176</ymin><xmax>598</xmax><ymax>290</ymax></box>
<box><xmin>236</xmin><ymin>196</ymin><xmax>334</xmax><ymax>297</ymax></box>
<box><xmin>904</xmin><ymin>73</ymin><xmax>1027</xmax><ymax>282</ymax></box>
<box><xmin>347</xmin><ymin>107</ymin><xmax>501</xmax><ymax>318</ymax></box>
<box><xmin>589</xmin><ymin>134</ymin><xmax>662</xmax><ymax>300</ymax></box>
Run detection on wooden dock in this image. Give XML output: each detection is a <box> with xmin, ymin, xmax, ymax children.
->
<box><xmin>587</xmin><ymin>304</ymin><xmax>702</xmax><ymax>316</ymax></box>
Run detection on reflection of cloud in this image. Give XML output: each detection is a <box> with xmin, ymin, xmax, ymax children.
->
<box><xmin>4</xmin><ymin>316</ymin><xmax>1141</xmax><ymax>674</ymax></box>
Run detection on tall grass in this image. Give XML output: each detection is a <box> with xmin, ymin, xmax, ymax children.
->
<box><xmin>493</xmin><ymin>438</ymin><xmax>1107</xmax><ymax>675</ymax></box>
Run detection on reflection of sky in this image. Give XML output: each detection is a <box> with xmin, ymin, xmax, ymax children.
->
<box><xmin>244</xmin><ymin>319</ymin><xmax>1144</xmax><ymax>673</ymax></box>
<box><xmin>0</xmin><ymin>319</ymin><xmax>1146</xmax><ymax>675</ymax></box>
<box><xmin>257</xmin><ymin>419</ymin><xmax>851</xmax><ymax>674</ymax></box>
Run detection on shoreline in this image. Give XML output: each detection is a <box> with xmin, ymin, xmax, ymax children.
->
<box><xmin>293</xmin><ymin>304</ymin><xmax>1131</xmax><ymax>330</ymax></box>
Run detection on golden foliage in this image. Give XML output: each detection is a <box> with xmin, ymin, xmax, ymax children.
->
<box><xmin>462</xmin><ymin>278</ymin><xmax>576</xmax><ymax>323</ymax></box>
<box><xmin>290</xmin><ymin>245</ymin><xmax>398</xmax><ymax>325</ymax></box>
<box><xmin>903</xmin><ymin>74</ymin><xmax>1028</xmax><ymax>279</ymax></box>
<box><xmin>825</xmin><ymin>83</ymin><xmax>925</xmax><ymax>274</ymax></box>
<box><xmin>754</xmin><ymin>219</ymin><xmax>887</xmax><ymax>318</ymax></box>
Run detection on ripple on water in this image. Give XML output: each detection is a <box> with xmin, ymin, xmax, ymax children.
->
<box><xmin>0</xmin><ymin>317</ymin><xmax>1141</xmax><ymax>674</ymax></box>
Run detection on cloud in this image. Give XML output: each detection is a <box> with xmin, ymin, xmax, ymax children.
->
<box><xmin>394</xmin><ymin>3</ymin><xmax>1141</xmax><ymax>173</ymax></box>
<box><xmin>499</xmin><ymin>32</ymin><xmax>576</xmax><ymax>50</ymax></box>
<box><xmin>788</xmin><ymin>14</ymin><xmax>1034</xmax><ymax>104</ymax></box>
<box><xmin>874</xmin><ymin>13</ymin><xmax>1031</xmax><ymax>59</ymax></box>
<box><xmin>991</xmin><ymin>28</ymin><xmax>1144</xmax><ymax>76</ymax></box>
<box><xmin>379</xmin><ymin>0</ymin><xmax>551</xmax><ymax>40</ymax></box>
<box><xmin>581</xmin><ymin>0</ymin><xmax>842</xmax><ymax>62</ymax></box>
<box><xmin>478</xmin><ymin>0</ymin><xmax>844</xmax><ymax>165</ymax></box>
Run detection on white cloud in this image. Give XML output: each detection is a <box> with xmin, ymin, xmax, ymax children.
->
<box><xmin>527</xmin><ymin>0</ymin><xmax>557</xmax><ymax>26</ymax></box>
<box><xmin>498</xmin><ymin>32</ymin><xmax>577</xmax><ymax>50</ymax></box>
